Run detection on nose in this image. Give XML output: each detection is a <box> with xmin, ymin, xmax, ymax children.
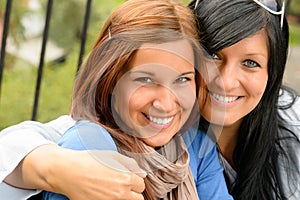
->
<box><xmin>152</xmin><ymin>86</ymin><xmax>177</xmax><ymax>113</ymax></box>
<box><xmin>214</xmin><ymin>62</ymin><xmax>240</xmax><ymax>91</ymax></box>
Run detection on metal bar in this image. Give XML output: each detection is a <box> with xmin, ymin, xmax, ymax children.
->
<box><xmin>77</xmin><ymin>0</ymin><xmax>92</xmax><ymax>72</ymax></box>
<box><xmin>0</xmin><ymin>0</ymin><xmax>13</xmax><ymax>100</ymax></box>
<box><xmin>31</xmin><ymin>0</ymin><xmax>53</xmax><ymax>120</ymax></box>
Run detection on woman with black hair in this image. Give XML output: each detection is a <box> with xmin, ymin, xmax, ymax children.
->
<box><xmin>190</xmin><ymin>0</ymin><xmax>300</xmax><ymax>199</ymax></box>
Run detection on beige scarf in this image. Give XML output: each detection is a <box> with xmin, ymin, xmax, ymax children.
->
<box><xmin>119</xmin><ymin>136</ymin><xmax>199</xmax><ymax>200</ymax></box>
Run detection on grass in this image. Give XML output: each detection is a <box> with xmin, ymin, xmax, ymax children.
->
<box><xmin>0</xmin><ymin>50</ymin><xmax>77</xmax><ymax>129</ymax></box>
<box><xmin>290</xmin><ymin>23</ymin><xmax>300</xmax><ymax>46</ymax></box>
<box><xmin>0</xmin><ymin>0</ymin><xmax>122</xmax><ymax>129</ymax></box>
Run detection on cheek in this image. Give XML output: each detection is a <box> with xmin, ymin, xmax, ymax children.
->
<box><xmin>113</xmin><ymin>87</ymin><xmax>147</xmax><ymax>131</ymax></box>
<box><xmin>198</xmin><ymin>92</ymin><xmax>214</xmax><ymax>121</ymax></box>
<box><xmin>248</xmin><ymin>73</ymin><xmax>268</xmax><ymax>99</ymax></box>
<box><xmin>128</xmin><ymin>91</ymin><xmax>145</xmax><ymax>113</ymax></box>
<box><xmin>127</xmin><ymin>87</ymin><xmax>153</xmax><ymax>119</ymax></box>
<box><xmin>176</xmin><ymin>84</ymin><xmax>197</xmax><ymax>110</ymax></box>
<box><xmin>113</xmin><ymin>84</ymin><xmax>136</xmax><ymax>119</ymax></box>
<box><xmin>202</xmin><ymin>61</ymin><xmax>220</xmax><ymax>83</ymax></box>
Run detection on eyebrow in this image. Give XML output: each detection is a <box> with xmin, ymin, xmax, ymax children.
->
<box><xmin>129</xmin><ymin>70</ymin><xmax>195</xmax><ymax>77</ymax></box>
<box><xmin>246</xmin><ymin>53</ymin><xmax>268</xmax><ymax>59</ymax></box>
<box><xmin>130</xmin><ymin>70</ymin><xmax>155</xmax><ymax>76</ymax></box>
<box><xmin>181</xmin><ymin>71</ymin><xmax>195</xmax><ymax>76</ymax></box>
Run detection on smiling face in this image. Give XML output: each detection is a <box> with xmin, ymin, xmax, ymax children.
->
<box><xmin>201</xmin><ymin>29</ymin><xmax>269</xmax><ymax>130</ymax></box>
<box><xmin>113</xmin><ymin>40</ymin><xmax>197</xmax><ymax>147</ymax></box>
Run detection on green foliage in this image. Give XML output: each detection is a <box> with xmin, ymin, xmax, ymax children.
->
<box><xmin>0</xmin><ymin>0</ymin><xmax>30</xmax><ymax>44</ymax></box>
<box><xmin>41</xmin><ymin>0</ymin><xmax>87</xmax><ymax>51</ymax></box>
<box><xmin>290</xmin><ymin>23</ymin><xmax>300</xmax><ymax>45</ymax></box>
<box><xmin>288</xmin><ymin>0</ymin><xmax>300</xmax><ymax>18</ymax></box>
<box><xmin>0</xmin><ymin>0</ymin><xmax>120</xmax><ymax>129</ymax></box>
<box><xmin>84</xmin><ymin>0</ymin><xmax>124</xmax><ymax>51</ymax></box>
<box><xmin>0</xmin><ymin>49</ymin><xmax>77</xmax><ymax>129</ymax></box>
<box><xmin>0</xmin><ymin>61</ymin><xmax>37</xmax><ymax>129</ymax></box>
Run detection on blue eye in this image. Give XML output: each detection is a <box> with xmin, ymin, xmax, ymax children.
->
<box><xmin>134</xmin><ymin>77</ymin><xmax>153</xmax><ymax>83</ymax></box>
<box><xmin>211</xmin><ymin>53</ymin><xmax>220</xmax><ymax>60</ymax></box>
<box><xmin>174</xmin><ymin>76</ymin><xmax>192</xmax><ymax>84</ymax></box>
<box><xmin>243</xmin><ymin>60</ymin><xmax>260</xmax><ymax>68</ymax></box>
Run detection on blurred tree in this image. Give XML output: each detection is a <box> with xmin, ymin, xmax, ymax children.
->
<box><xmin>39</xmin><ymin>0</ymin><xmax>87</xmax><ymax>51</ymax></box>
<box><xmin>288</xmin><ymin>0</ymin><xmax>300</xmax><ymax>18</ymax></box>
<box><xmin>39</xmin><ymin>0</ymin><xmax>122</xmax><ymax>52</ymax></box>
<box><xmin>0</xmin><ymin>0</ymin><xmax>30</xmax><ymax>45</ymax></box>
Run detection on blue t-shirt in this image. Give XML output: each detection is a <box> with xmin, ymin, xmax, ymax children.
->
<box><xmin>43</xmin><ymin>120</ymin><xmax>232</xmax><ymax>200</ymax></box>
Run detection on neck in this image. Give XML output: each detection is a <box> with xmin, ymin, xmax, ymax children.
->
<box><xmin>212</xmin><ymin>120</ymin><xmax>242</xmax><ymax>168</ymax></box>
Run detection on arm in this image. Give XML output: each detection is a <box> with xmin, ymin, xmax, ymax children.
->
<box><xmin>28</xmin><ymin>145</ymin><xmax>146</xmax><ymax>200</ymax></box>
<box><xmin>277</xmin><ymin>91</ymin><xmax>300</xmax><ymax>199</ymax></box>
<box><xmin>43</xmin><ymin>121</ymin><xmax>145</xmax><ymax>200</ymax></box>
<box><xmin>0</xmin><ymin>115</ymin><xmax>75</xmax><ymax>185</ymax></box>
<box><xmin>0</xmin><ymin>115</ymin><xmax>75</xmax><ymax>199</ymax></box>
<box><xmin>0</xmin><ymin>117</ymin><xmax>145</xmax><ymax>200</ymax></box>
<box><xmin>185</xmin><ymin>129</ymin><xmax>233</xmax><ymax>200</ymax></box>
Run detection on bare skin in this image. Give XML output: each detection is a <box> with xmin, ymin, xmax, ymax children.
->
<box><xmin>202</xmin><ymin>30</ymin><xmax>269</xmax><ymax>168</ymax></box>
<box><xmin>5</xmin><ymin>144</ymin><xmax>146</xmax><ymax>200</ymax></box>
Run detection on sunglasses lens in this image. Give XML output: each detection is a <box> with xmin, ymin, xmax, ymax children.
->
<box><xmin>257</xmin><ymin>0</ymin><xmax>282</xmax><ymax>12</ymax></box>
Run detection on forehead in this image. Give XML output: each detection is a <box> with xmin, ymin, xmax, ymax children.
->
<box><xmin>248</xmin><ymin>28</ymin><xmax>268</xmax><ymax>46</ymax></box>
<box><xmin>221</xmin><ymin>28</ymin><xmax>269</xmax><ymax>57</ymax></box>
<box><xmin>242</xmin><ymin>28</ymin><xmax>269</xmax><ymax>55</ymax></box>
<box><xmin>129</xmin><ymin>40</ymin><xmax>195</xmax><ymax>71</ymax></box>
<box><xmin>140</xmin><ymin>39</ymin><xmax>194</xmax><ymax>60</ymax></box>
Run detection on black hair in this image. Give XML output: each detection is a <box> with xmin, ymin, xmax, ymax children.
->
<box><xmin>189</xmin><ymin>0</ymin><xmax>300</xmax><ymax>199</ymax></box>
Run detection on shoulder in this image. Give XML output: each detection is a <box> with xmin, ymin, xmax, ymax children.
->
<box><xmin>58</xmin><ymin>120</ymin><xmax>117</xmax><ymax>151</ymax></box>
<box><xmin>278</xmin><ymin>89</ymin><xmax>300</xmax><ymax>127</ymax></box>
<box><xmin>277</xmin><ymin>90</ymin><xmax>300</xmax><ymax>198</ymax></box>
<box><xmin>184</xmin><ymin>128</ymin><xmax>216</xmax><ymax>160</ymax></box>
<box><xmin>277</xmin><ymin>88</ymin><xmax>300</xmax><ymax>130</ymax></box>
<box><xmin>277</xmin><ymin>89</ymin><xmax>300</xmax><ymax>155</ymax></box>
<box><xmin>184</xmin><ymin>129</ymin><xmax>233</xmax><ymax>200</ymax></box>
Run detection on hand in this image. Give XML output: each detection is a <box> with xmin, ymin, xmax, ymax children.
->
<box><xmin>56</xmin><ymin>149</ymin><xmax>146</xmax><ymax>200</ymax></box>
<box><xmin>9</xmin><ymin>145</ymin><xmax>146</xmax><ymax>200</ymax></box>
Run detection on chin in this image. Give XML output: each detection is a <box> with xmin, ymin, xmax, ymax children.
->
<box><xmin>202</xmin><ymin>113</ymin><xmax>225</xmax><ymax>126</ymax></box>
<box><xmin>143</xmin><ymin>136</ymin><xmax>172</xmax><ymax>148</ymax></box>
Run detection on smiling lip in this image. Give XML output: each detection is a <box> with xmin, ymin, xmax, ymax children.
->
<box><xmin>145</xmin><ymin>114</ymin><xmax>175</xmax><ymax>129</ymax></box>
<box><xmin>210</xmin><ymin>92</ymin><xmax>240</xmax><ymax>104</ymax></box>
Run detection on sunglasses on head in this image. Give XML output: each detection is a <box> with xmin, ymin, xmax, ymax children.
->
<box><xmin>194</xmin><ymin>0</ymin><xmax>285</xmax><ymax>28</ymax></box>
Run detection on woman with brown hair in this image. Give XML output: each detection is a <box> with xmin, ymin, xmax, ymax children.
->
<box><xmin>1</xmin><ymin>0</ymin><xmax>232</xmax><ymax>200</ymax></box>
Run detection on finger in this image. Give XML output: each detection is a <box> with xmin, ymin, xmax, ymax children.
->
<box><xmin>113</xmin><ymin>152</ymin><xmax>147</xmax><ymax>178</ymax></box>
<box><xmin>130</xmin><ymin>173</ymin><xmax>146</xmax><ymax>193</ymax></box>
<box><xmin>88</xmin><ymin>150</ymin><xmax>133</xmax><ymax>173</ymax></box>
<box><xmin>130</xmin><ymin>191</ymin><xmax>145</xmax><ymax>200</ymax></box>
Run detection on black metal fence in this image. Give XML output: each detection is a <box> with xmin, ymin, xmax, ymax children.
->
<box><xmin>0</xmin><ymin>0</ymin><xmax>92</xmax><ymax>121</ymax></box>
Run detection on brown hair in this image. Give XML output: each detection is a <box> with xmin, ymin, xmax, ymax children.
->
<box><xmin>71</xmin><ymin>0</ymin><xmax>203</xmax><ymax>198</ymax></box>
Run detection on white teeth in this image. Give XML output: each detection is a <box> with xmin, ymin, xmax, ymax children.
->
<box><xmin>148</xmin><ymin>116</ymin><xmax>173</xmax><ymax>125</ymax></box>
<box><xmin>211</xmin><ymin>92</ymin><xmax>239</xmax><ymax>103</ymax></box>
